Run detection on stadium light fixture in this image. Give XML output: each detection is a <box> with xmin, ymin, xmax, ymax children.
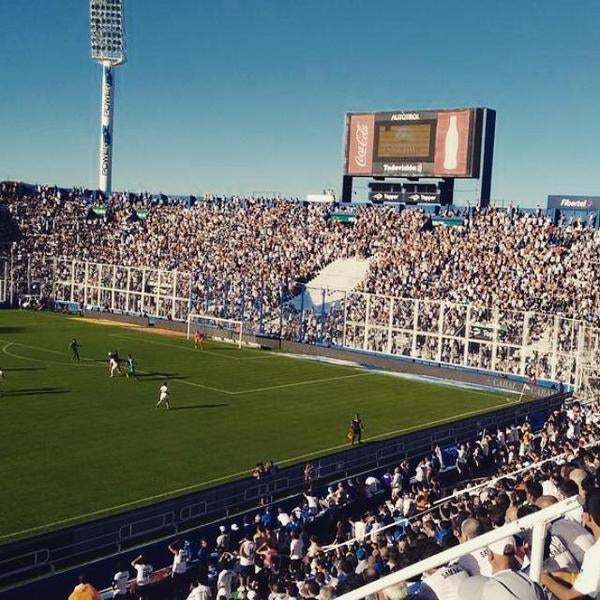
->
<box><xmin>89</xmin><ymin>0</ymin><xmax>127</xmax><ymax>196</ymax></box>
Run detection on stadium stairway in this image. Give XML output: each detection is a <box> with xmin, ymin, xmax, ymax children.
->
<box><xmin>289</xmin><ymin>256</ymin><xmax>370</xmax><ymax>311</ymax></box>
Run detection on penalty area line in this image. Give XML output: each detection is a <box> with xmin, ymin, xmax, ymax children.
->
<box><xmin>108</xmin><ymin>333</ymin><xmax>270</xmax><ymax>361</ymax></box>
<box><xmin>176</xmin><ymin>372</ymin><xmax>374</xmax><ymax>396</ymax></box>
<box><xmin>1</xmin><ymin>342</ymin><xmax>101</xmax><ymax>368</ymax></box>
<box><xmin>0</xmin><ymin>398</ymin><xmax>515</xmax><ymax>543</ymax></box>
<box><xmin>230</xmin><ymin>372</ymin><xmax>374</xmax><ymax>395</ymax></box>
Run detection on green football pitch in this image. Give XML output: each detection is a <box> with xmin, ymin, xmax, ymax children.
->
<box><xmin>0</xmin><ymin>310</ymin><xmax>516</xmax><ymax>542</ymax></box>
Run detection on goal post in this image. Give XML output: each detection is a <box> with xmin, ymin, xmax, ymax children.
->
<box><xmin>186</xmin><ymin>313</ymin><xmax>244</xmax><ymax>348</ymax></box>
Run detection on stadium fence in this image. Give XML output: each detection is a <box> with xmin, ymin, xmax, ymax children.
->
<box><xmin>3</xmin><ymin>254</ymin><xmax>599</xmax><ymax>392</ymax></box>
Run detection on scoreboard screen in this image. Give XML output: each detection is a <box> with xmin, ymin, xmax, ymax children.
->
<box><xmin>344</xmin><ymin>107</ymin><xmax>484</xmax><ymax>179</ymax></box>
<box><xmin>376</xmin><ymin>123</ymin><xmax>435</xmax><ymax>160</ymax></box>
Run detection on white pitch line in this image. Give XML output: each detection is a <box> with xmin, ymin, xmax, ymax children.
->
<box><xmin>0</xmin><ymin>398</ymin><xmax>515</xmax><ymax>542</ymax></box>
<box><xmin>229</xmin><ymin>372</ymin><xmax>373</xmax><ymax>395</ymax></box>
<box><xmin>1</xmin><ymin>342</ymin><xmax>101</xmax><ymax>368</ymax></box>
<box><xmin>175</xmin><ymin>378</ymin><xmax>233</xmax><ymax>395</ymax></box>
<box><xmin>177</xmin><ymin>372</ymin><xmax>373</xmax><ymax>396</ymax></box>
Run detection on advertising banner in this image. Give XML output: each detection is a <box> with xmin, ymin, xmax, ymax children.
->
<box><xmin>547</xmin><ymin>195</ymin><xmax>600</xmax><ymax>210</ymax></box>
<box><xmin>433</xmin><ymin>110</ymin><xmax>471</xmax><ymax>176</ymax></box>
<box><xmin>369</xmin><ymin>191</ymin><xmax>440</xmax><ymax>204</ymax></box>
<box><xmin>346</xmin><ymin>114</ymin><xmax>375</xmax><ymax>175</ymax></box>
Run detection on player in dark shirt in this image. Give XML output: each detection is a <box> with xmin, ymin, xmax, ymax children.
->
<box><xmin>350</xmin><ymin>413</ymin><xmax>364</xmax><ymax>444</ymax></box>
<box><xmin>69</xmin><ymin>338</ymin><xmax>80</xmax><ymax>362</ymax></box>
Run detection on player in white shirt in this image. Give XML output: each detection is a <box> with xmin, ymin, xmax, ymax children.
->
<box><xmin>109</xmin><ymin>357</ymin><xmax>119</xmax><ymax>377</ymax></box>
<box><xmin>0</xmin><ymin>367</ymin><xmax>4</xmax><ymax>396</ymax></box>
<box><xmin>156</xmin><ymin>381</ymin><xmax>171</xmax><ymax>410</ymax></box>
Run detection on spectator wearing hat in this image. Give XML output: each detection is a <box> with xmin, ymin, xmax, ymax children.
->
<box><xmin>216</xmin><ymin>525</ymin><xmax>229</xmax><ymax>553</ymax></box>
<box><xmin>111</xmin><ymin>562</ymin><xmax>130</xmax><ymax>598</ymax></box>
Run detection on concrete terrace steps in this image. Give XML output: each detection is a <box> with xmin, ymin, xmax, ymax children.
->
<box><xmin>291</xmin><ymin>256</ymin><xmax>371</xmax><ymax>310</ymax></box>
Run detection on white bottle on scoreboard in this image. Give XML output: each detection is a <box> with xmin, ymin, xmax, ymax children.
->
<box><xmin>444</xmin><ymin>115</ymin><xmax>459</xmax><ymax>170</ymax></box>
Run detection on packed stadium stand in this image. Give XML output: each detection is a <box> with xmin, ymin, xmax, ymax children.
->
<box><xmin>1</xmin><ymin>182</ymin><xmax>600</xmax><ymax>600</ymax></box>
<box><xmin>2</xmin><ymin>182</ymin><xmax>599</xmax><ymax>328</ymax></box>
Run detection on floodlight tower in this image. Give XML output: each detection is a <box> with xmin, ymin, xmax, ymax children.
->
<box><xmin>90</xmin><ymin>0</ymin><xmax>126</xmax><ymax>196</ymax></box>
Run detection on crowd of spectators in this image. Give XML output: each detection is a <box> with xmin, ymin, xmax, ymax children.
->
<box><xmin>3</xmin><ymin>182</ymin><xmax>598</xmax><ymax>386</ymax></box>
<box><xmin>2</xmin><ymin>183</ymin><xmax>599</xmax><ymax>331</ymax></box>
<box><xmin>63</xmin><ymin>399</ymin><xmax>599</xmax><ymax>599</ymax></box>
<box><xmin>3</xmin><ymin>184</ymin><xmax>600</xmax><ymax>598</ymax></box>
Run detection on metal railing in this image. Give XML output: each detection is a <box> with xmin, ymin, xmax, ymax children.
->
<box><xmin>338</xmin><ymin>496</ymin><xmax>582</xmax><ymax>600</ymax></box>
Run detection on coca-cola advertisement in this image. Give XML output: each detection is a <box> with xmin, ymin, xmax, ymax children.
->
<box><xmin>433</xmin><ymin>110</ymin><xmax>471</xmax><ymax>176</ymax></box>
<box><xmin>346</xmin><ymin>114</ymin><xmax>375</xmax><ymax>175</ymax></box>
<box><xmin>344</xmin><ymin>107</ymin><xmax>483</xmax><ymax>179</ymax></box>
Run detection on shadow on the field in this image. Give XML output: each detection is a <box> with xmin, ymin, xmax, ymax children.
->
<box><xmin>4</xmin><ymin>367</ymin><xmax>46</xmax><ymax>372</ymax></box>
<box><xmin>2</xmin><ymin>387</ymin><xmax>69</xmax><ymax>396</ymax></box>
<box><xmin>137</xmin><ymin>372</ymin><xmax>186</xmax><ymax>381</ymax></box>
<box><xmin>170</xmin><ymin>403</ymin><xmax>228</xmax><ymax>410</ymax></box>
<box><xmin>0</xmin><ymin>326</ymin><xmax>25</xmax><ymax>334</ymax></box>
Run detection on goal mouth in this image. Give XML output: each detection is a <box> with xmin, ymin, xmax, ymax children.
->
<box><xmin>186</xmin><ymin>313</ymin><xmax>244</xmax><ymax>348</ymax></box>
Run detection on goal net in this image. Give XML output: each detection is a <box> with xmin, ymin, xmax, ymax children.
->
<box><xmin>186</xmin><ymin>313</ymin><xmax>244</xmax><ymax>348</ymax></box>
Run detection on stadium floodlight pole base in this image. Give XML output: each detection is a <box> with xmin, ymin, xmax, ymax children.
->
<box><xmin>187</xmin><ymin>313</ymin><xmax>244</xmax><ymax>349</ymax></box>
<box><xmin>99</xmin><ymin>61</ymin><xmax>114</xmax><ymax>195</ymax></box>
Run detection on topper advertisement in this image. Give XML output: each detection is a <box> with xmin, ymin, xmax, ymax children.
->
<box><xmin>344</xmin><ymin>108</ymin><xmax>484</xmax><ymax>179</ymax></box>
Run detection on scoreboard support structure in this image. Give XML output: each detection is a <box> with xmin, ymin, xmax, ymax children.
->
<box><xmin>479</xmin><ymin>108</ymin><xmax>496</xmax><ymax>206</ymax></box>
<box><xmin>341</xmin><ymin>107</ymin><xmax>496</xmax><ymax>208</ymax></box>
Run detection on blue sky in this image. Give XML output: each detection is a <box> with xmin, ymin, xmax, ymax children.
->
<box><xmin>1</xmin><ymin>0</ymin><xmax>599</xmax><ymax>205</ymax></box>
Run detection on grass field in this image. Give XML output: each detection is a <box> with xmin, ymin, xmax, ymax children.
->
<box><xmin>0</xmin><ymin>310</ymin><xmax>516</xmax><ymax>542</ymax></box>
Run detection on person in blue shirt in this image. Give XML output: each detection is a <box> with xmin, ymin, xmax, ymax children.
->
<box><xmin>196</xmin><ymin>538</ymin><xmax>209</xmax><ymax>569</ymax></box>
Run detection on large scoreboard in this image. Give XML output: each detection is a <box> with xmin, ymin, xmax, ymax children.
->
<box><xmin>344</xmin><ymin>107</ymin><xmax>485</xmax><ymax>179</ymax></box>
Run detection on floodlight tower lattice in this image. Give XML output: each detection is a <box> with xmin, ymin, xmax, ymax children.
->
<box><xmin>90</xmin><ymin>0</ymin><xmax>126</xmax><ymax>196</ymax></box>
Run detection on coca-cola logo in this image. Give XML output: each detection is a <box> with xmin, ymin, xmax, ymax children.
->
<box><xmin>354</xmin><ymin>123</ymin><xmax>370</xmax><ymax>167</ymax></box>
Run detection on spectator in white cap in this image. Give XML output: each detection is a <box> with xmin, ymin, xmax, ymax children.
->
<box><xmin>216</xmin><ymin>525</ymin><xmax>229</xmax><ymax>552</ymax></box>
<box><xmin>481</xmin><ymin>536</ymin><xmax>545</xmax><ymax>599</ymax></box>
